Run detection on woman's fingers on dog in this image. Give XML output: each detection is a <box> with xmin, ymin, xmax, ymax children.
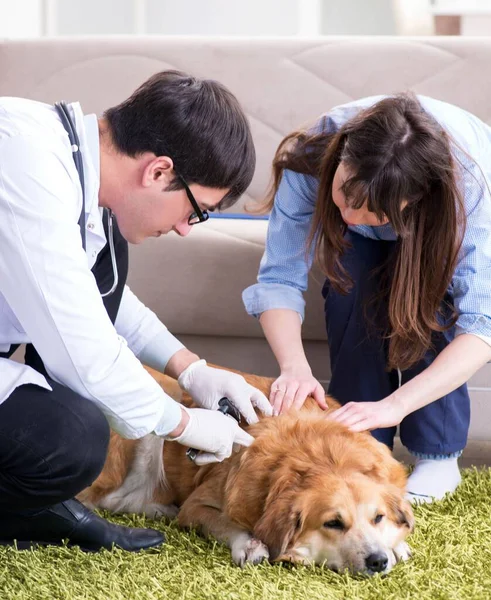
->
<box><xmin>291</xmin><ymin>384</ymin><xmax>314</xmax><ymax>411</ymax></box>
<box><xmin>269</xmin><ymin>378</ymin><xmax>281</xmax><ymax>403</ymax></box>
<box><xmin>326</xmin><ymin>403</ymin><xmax>352</xmax><ymax>420</ymax></box>
<box><xmin>327</xmin><ymin>402</ymin><xmax>363</xmax><ymax>425</ymax></box>
<box><xmin>270</xmin><ymin>378</ymin><xmax>292</xmax><ymax>415</ymax></box>
<box><xmin>278</xmin><ymin>385</ymin><xmax>299</xmax><ymax>414</ymax></box>
<box><xmin>270</xmin><ymin>382</ymin><xmax>298</xmax><ymax>416</ymax></box>
<box><xmin>270</xmin><ymin>386</ymin><xmax>286</xmax><ymax>416</ymax></box>
<box><xmin>313</xmin><ymin>383</ymin><xmax>328</xmax><ymax>410</ymax></box>
<box><xmin>348</xmin><ymin>419</ymin><xmax>373</xmax><ymax>432</ymax></box>
<box><xmin>326</xmin><ymin>402</ymin><xmax>382</xmax><ymax>432</ymax></box>
<box><xmin>271</xmin><ymin>372</ymin><xmax>325</xmax><ymax>415</ymax></box>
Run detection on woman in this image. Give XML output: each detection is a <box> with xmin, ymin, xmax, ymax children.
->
<box><xmin>243</xmin><ymin>92</ymin><xmax>491</xmax><ymax>503</ymax></box>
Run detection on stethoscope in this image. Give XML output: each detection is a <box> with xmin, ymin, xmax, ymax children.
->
<box><xmin>54</xmin><ymin>101</ymin><xmax>118</xmax><ymax>298</ymax></box>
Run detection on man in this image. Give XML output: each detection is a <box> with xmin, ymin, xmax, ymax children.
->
<box><xmin>0</xmin><ymin>70</ymin><xmax>272</xmax><ymax>552</ymax></box>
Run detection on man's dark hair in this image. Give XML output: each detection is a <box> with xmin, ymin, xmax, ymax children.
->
<box><xmin>104</xmin><ymin>70</ymin><xmax>255</xmax><ymax>209</ymax></box>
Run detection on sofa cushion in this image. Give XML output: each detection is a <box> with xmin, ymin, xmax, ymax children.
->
<box><xmin>127</xmin><ymin>217</ymin><xmax>328</xmax><ymax>341</ymax></box>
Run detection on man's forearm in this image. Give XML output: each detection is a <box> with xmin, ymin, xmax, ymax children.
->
<box><xmin>166</xmin><ymin>406</ymin><xmax>190</xmax><ymax>438</ymax></box>
<box><xmin>165</xmin><ymin>348</ymin><xmax>200</xmax><ymax>380</ymax></box>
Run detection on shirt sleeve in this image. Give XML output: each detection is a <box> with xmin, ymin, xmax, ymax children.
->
<box><xmin>115</xmin><ymin>285</ymin><xmax>185</xmax><ymax>371</ymax></box>
<box><xmin>242</xmin><ymin>168</ymin><xmax>318</xmax><ymax>322</ymax></box>
<box><xmin>452</xmin><ymin>155</ymin><xmax>491</xmax><ymax>347</ymax></box>
<box><xmin>0</xmin><ymin>134</ymin><xmax>182</xmax><ymax>438</ymax></box>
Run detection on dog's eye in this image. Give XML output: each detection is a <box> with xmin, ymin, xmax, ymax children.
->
<box><xmin>323</xmin><ymin>519</ymin><xmax>344</xmax><ymax>531</ymax></box>
<box><xmin>374</xmin><ymin>514</ymin><xmax>384</xmax><ymax>525</ymax></box>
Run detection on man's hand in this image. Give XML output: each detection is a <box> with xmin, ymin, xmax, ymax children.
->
<box><xmin>166</xmin><ymin>406</ymin><xmax>254</xmax><ymax>466</ymax></box>
<box><xmin>178</xmin><ymin>360</ymin><xmax>273</xmax><ymax>424</ymax></box>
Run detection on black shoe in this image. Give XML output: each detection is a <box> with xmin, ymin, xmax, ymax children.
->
<box><xmin>0</xmin><ymin>498</ymin><xmax>165</xmax><ymax>552</ymax></box>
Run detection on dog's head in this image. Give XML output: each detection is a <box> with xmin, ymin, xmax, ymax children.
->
<box><xmin>227</xmin><ymin>409</ymin><xmax>414</xmax><ymax>576</ymax></box>
<box><xmin>253</xmin><ymin>466</ymin><xmax>413</xmax><ymax>575</ymax></box>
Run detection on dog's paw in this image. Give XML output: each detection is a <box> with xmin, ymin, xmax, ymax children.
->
<box><xmin>145</xmin><ymin>503</ymin><xmax>179</xmax><ymax>520</ymax></box>
<box><xmin>393</xmin><ymin>541</ymin><xmax>412</xmax><ymax>563</ymax></box>
<box><xmin>232</xmin><ymin>537</ymin><xmax>270</xmax><ymax>567</ymax></box>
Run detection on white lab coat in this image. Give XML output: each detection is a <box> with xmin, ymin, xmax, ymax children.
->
<box><xmin>0</xmin><ymin>97</ymin><xmax>184</xmax><ymax>438</ymax></box>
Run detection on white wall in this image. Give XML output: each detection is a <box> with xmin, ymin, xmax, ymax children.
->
<box><xmin>145</xmin><ymin>0</ymin><xmax>300</xmax><ymax>36</ymax></box>
<box><xmin>0</xmin><ymin>0</ymin><xmax>316</xmax><ymax>37</ymax></box>
<box><xmin>321</xmin><ymin>0</ymin><xmax>397</xmax><ymax>35</ymax></box>
<box><xmin>0</xmin><ymin>0</ymin><xmax>43</xmax><ymax>37</ymax></box>
<box><xmin>0</xmin><ymin>0</ymin><xmax>437</xmax><ymax>38</ymax></box>
<box><xmin>57</xmin><ymin>0</ymin><xmax>136</xmax><ymax>35</ymax></box>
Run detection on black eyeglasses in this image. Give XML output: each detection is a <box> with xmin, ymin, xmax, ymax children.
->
<box><xmin>175</xmin><ymin>170</ymin><xmax>209</xmax><ymax>226</ymax></box>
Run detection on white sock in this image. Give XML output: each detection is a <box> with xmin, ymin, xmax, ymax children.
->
<box><xmin>406</xmin><ymin>457</ymin><xmax>461</xmax><ymax>504</ymax></box>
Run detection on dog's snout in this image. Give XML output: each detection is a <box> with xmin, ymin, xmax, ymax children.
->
<box><xmin>365</xmin><ymin>552</ymin><xmax>388</xmax><ymax>573</ymax></box>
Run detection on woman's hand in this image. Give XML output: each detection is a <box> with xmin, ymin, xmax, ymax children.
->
<box><xmin>270</xmin><ymin>367</ymin><xmax>328</xmax><ymax>415</ymax></box>
<box><xmin>326</xmin><ymin>395</ymin><xmax>408</xmax><ymax>432</ymax></box>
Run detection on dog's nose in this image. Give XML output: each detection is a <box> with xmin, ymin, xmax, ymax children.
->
<box><xmin>365</xmin><ymin>552</ymin><xmax>388</xmax><ymax>573</ymax></box>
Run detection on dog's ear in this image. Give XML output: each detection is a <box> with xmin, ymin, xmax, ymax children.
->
<box><xmin>359</xmin><ymin>443</ymin><xmax>408</xmax><ymax>489</ymax></box>
<box><xmin>253</xmin><ymin>473</ymin><xmax>304</xmax><ymax>561</ymax></box>
<box><xmin>385</xmin><ymin>487</ymin><xmax>415</xmax><ymax>533</ymax></box>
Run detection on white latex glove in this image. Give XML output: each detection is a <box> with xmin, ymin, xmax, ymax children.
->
<box><xmin>166</xmin><ymin>406</ymin><xmax>254</xmax><ymax>466</ymax></box>
<box><xmin>178</xmin><ymin>360</ymin><xmax>273</xmax><ymax>424</ymax></box>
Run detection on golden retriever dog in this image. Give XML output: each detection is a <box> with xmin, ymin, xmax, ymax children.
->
<box><xmin>78</xmin><ymin>367</ymin><xmax>414</xmax><ymax>576</ymax></box>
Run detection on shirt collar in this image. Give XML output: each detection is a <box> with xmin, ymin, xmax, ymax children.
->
<box><xmin>69</xmin><ymin>102</ymin><xmax>102</xmax><ymax>219</ymax></box>
<box><xmin>83</xmin><ymin>112</ymin><xmax>101</xmax><ymax>182</ymax></box>
<box><xmin>68</xmin><ymin>102</ymin><xmax>107</xmax><ymax>266</ymax></box>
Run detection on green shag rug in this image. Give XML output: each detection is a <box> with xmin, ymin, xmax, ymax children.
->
<box><xmin>2</xmin><ymin>468</ymin><xmax>491</xmax><ymax>600</ymax></box>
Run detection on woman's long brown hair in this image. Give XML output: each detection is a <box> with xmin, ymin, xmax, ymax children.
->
<box><xmin>265</xmin><ymin>93</ymin><xmax>467</xmax><ymax>371</ymax></box>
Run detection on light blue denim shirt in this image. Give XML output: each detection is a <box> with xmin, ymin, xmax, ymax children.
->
<box><xmin>242</xmin><ymin>95</ymin><xmax>491</xmax><ymax>346</ymax></box>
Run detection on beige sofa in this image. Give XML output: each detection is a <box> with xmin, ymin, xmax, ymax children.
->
<box><xmin>1</xmin><ymin>36</ymin><xmax>491</xmax><ymax>442</ymax></box>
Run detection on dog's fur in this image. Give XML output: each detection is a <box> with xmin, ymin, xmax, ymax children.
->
<box><xmin>78</xmin><ymin>367</ymin><xmax>414</xmax><ymax>575</ymax></box>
